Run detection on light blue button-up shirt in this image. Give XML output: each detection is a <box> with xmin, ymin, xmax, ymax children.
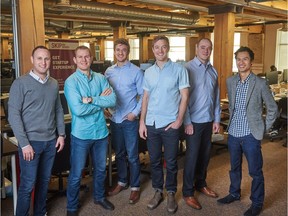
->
<box><xmin>143</xmin><ymin>59</ymin><xmax>190</xmax><ymax>128</ymax></box>
<box><xmin>184</xmin><ymin>57</ymin><xmax>221</xmax><ymax>125</ymax></box>
<box><xmin>105</xmin><ymin>61</ymin><xmax>144</xmax><ymax>123</ymax></box>
<box><xmin>64</xmin><ymin>69</ymin><xmax>116</xmax><ymax>140</ymax></box>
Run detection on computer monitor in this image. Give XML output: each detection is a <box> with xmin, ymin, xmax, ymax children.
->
<box><xmin>130</xmin><ymin>60</ymin><xmax>140</xmax><ymax>67</ymax></box>
<box><xmin>59</xmin><ymin>91</ymin><xmax>71</xmax><ymax>119</ymax></box>
<box><xmin>140</xmin><ymin>63</ymin><xmax>152</xmax><ymax>71</ymax></box>
<box><xmin>266</xmin><ymin>71</ymin><xmax>278</xmax><ymax>85</ymax></box>
<box><xmin>90</xmin><ymin>62</ymin><xmax>105</xmax><ymax>74</ymax></box>
<box><xmin>283</xmin><ymin>69</ymin><xmax>288</xmax><ymax>82</ymax></box>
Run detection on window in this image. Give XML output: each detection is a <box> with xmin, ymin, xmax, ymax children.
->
<box><xmin>210</xmin><ymin>32</ymin><xmax>240</xmax><ymax>72</ymax></box>
<box><xmin>167</xmin><ymin>36</ymin><xmax>186</xmax><ymax>62</ymax></box>
<box><xmin>275</xmin><ymin>30</ymin><xmax>288</xmax><ymax>71</ymax></box>
<box><xmin>129</xmin><ymin>38</ymin><xmax>139</xmax><ymax>60</ymax></box>
<box><xmin>232</xmin><ymin>33</ymin><xmax>241</xmax><ymax>72</ymax></box>
<box><xmin>104</xmin><ymin>40</ymin><xmax>114</xmax><ymax>62</ymax></box>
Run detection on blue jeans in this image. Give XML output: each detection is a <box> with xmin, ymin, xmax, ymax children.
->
<box><xmin>182</xmin><ymin>122</ymin><xmax>212</xmax><ymax>197</ymax></box>
<box><xmin>228</xmin><ymin>134</ymin><xmax>264</xmax><ymax>207</ymax></box>
<box><xmin>110</xmin><ymin>120</ymin><xmax>140</xmax><ymax>190</ymax></box>
<box><xmin>146</xmin><ymin>125</ymin><xmax>179</xmax><ymax>193</ymax></box>
<box><xmin>16</xmin><ymin>139</ymin><xmax>57</xmax><ymax>216</ymax></box>
<box><xmin>66</xmin><ymin>135</ymin><xmax>108</xmax><ymax>212</ymax></box>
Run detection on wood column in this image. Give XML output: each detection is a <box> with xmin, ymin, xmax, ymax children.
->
<box><xmin>185</xmin><ymin>37</ymin><xmax>198</xmax><ymax>61</ymax></box>
<box><xmin>198</xmin><ymin>32</ymin><xmax>211</xmax><ymax>40</ymax></box>
<box><xmin>112</xmin><ymin>25</ymin><xmax>127</xmax><ymax>39</ymax></box>
<box><xmin>213</xmin><ymin>12</ymin><xmax>235</xmax><ymax>99</ymax></box>
<box><xmin>111</xmin><ymin>22</ymin><xmax>127</xmax><ymax>62</ymax></box>
<box><xmin>57</xmin><ymin>31</ymin><xmax>69</xmax><ymax>39</ymax></box>
<box><xmin>97</xmin><ymin>38</ymin><xmax>105</xmax><ymax>61</ymax></box>
<box><xmin>17</xmin><ymin>0</ymin><xmax>45</xmax><ymax>74</ymax></box>
<box><xmin>139</xmin><ymin>35</ymin><xmax>149</xmax><ymax>63</ymax></box>
<box><xmin>89</xmin><ymin>42</ymin><xmax>96</xmax><ymax>60</ymax></box>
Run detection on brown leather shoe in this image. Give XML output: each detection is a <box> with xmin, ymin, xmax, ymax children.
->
<box><xmin>183</xmin><ymin>196</ymin><xmax>202</xmax><ymax>210</ymax></box>
<box><xmin>198</xmin><ymin>187</ymin><xmax>218</xmax><ymax>198</ymax></box>
<box><xmin>129</xmin><ymin>191</ymin><xmax>140</xmax><ymax>204</ymax></box>
<box><xmin>108</xmin><ymin>184</ymin><xmax>128</xmax><ymax>196</ymax></box>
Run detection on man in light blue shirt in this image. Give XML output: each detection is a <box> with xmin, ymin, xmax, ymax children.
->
<box><xmin>182</xmin><ymin>38</ymin><xmax>221</xmax><ymax>210</ymax></box>
<box><xmin>105</xmin><ymin>38</ymin><xmax>143</xmax><ymax>204</ymax></box>
<box><xmin>65</xmin><ymin>46</ymin><xmax>116</xmax><ymax>215</ymax></box>
<box><xmin>139</xmin><ymin>35</ymin><xmax>189</xmax><ymax>214</ymax></box>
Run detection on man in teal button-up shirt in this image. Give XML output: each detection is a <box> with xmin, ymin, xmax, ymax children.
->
<box><xmin>64</xmin><ymin>46</ymin><xmax>116</xmax><ymax>215</ymax></box>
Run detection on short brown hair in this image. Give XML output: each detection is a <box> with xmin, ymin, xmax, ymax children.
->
<box><xmin>234</xmin><ymin>46</ymin><xmax>254</xmax><ymax>61</ymax></box>
<box><xmin>114</xmin><ymin>38</ymin><xmax>130</xmax><ymax>54</ymax></box>
<box><xmin>152</xmin><ymin>35</ymin><xmax>170</xmax><ymax>48</ymax></box>
<box><xmin>32</xmin><ymin>46</ymin><xmax>49</xmax><ymax>57</ymax></box>
<box><xmin>197</xmin><ymin>38</ymin><xmax>213</xmax><ymax>48</ymax></box>
<box><xmin>74</xmin><ymin>45</ymin><xmax>92</xmax><ymax>56</ymax></box>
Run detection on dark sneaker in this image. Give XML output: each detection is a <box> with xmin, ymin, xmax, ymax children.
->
<box><xmin>217</xmin><ymin>194</ymin><xmax>240</xmax><ymax>204</ymax></box>
<box><xmin>94</xmin><ymin>198</ymin><xmax>115</xmax><ymax>211</ymax></box>
<box><xmin>167</xmin><ymin>192</ymin><xmax>178</xmax><ymax>214</ymax></box>
<box><xmin>147</xmin><ymin>190</ymin><xmax>163</xmax><ymax>210</ymax></box>
<box><xmin>244</xmin><ymin>205</ymin><xmax>262</xmax><ymax>216</ymax></box>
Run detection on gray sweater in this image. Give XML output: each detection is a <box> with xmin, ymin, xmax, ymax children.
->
<box><xmin>8</xmin><ymin>73</ymin><xmax>65</xmax><ymax>148</ymax></box>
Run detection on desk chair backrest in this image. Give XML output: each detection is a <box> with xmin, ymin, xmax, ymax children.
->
<box><xmin>278</xmin><ymin>97</ymin><xmax>287</xmax><ymax>119</ymax></box>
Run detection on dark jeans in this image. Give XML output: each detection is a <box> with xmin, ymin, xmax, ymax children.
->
<box><xmin>66</xmin><ymin>135</ymin><xmax>108</xmax><ymax>212</ymax></box>
<box><xmin>16</xmin><ymin>139</ymin><xmax>57</xmax><ymax>216</ymax></box>
<box><xmin>228</xmin><ymin>134</ymin><xmax>264</xmax><ymax>207</ymax></box>
<box><xmin>182</xmin><ymin>122</ymin><xmax>212</xmax><ymax>197</ymax></box>
<box><xmin>146</xmin><ymin>124</ymin><xmax>179</xmax><ymax>193</ymax></box>
<box><xmin>110</xmin><ymin>120</ymin><xmax>140</xmax><ymax>189</ymax></box>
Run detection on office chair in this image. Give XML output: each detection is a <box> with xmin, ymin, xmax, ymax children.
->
<box><xmin>269</xmin><ymin>97</ymin><xmax>287</xmax><ymax>145</ymax></box>
<box><xmin>48</xmin><ymin>123</ymin><xmax>89</xmax><ymax>201</ymax></box>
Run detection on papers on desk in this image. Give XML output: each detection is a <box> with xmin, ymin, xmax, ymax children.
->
<box><xmin>221</xmin><ymin>98</ymin><xmax>229</xmax><ymax>103</ymax></box>
<box><xmin>211</xmin><ymin>134</ymin><xmax>224</xmax><ymax>142</ymax></box>
<box><xmin>211</xmin><ymin>133</ymin><xmax>224</xmax><ymax>142</ymax></box>
<box><xmin>8</xmin><ymin>137</ymin><xmax>18</xmax><ymax>146</ymax></box>
<box><xmin>274</xmin><ymin>97</ymin><xmax>282</xmax><ymax>102</ymax></box>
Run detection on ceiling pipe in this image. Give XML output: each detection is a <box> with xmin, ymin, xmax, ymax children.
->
<box><xmin>133</xmin><ymin>0</ymin><xmax>208</xmax><ymax>12</ymax></box>
<box><xmin>44</xmin><ymin>0</ymin><xmax>199</xmax><ymax>26</ymax></box>
<box><xmin>218</xmin><ymin>0</ymin><xmax>287</xmax><ymax>16</ymax></box>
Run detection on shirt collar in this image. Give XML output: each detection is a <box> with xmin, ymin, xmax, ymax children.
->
<box><xmin>194</xmin><ymin>56</ymin><xmax>212</xmax><ymax>68</ymax></box>
<box><xmin>155</xmin><ymin>58</ymin><xmax>172</xmax><ymax>69</ymax></box>
<box><xmin>76</xmin><ymin>68</ymin><xmax>93</xmax><ymax>80</ymax></box>
<box><xmin>29</xmin><ymin>70</ymin><xmax>49</xmax><ymax>84</ymax></box>
<box><xmin>237</xmin><ymin>73</ymin><xmax>251</xmax><ymax>83</ymax></box>
<box><xmin>113</xmin><ymin>60</ymin><xmax>131</xmax><ymax>68</ymax></box>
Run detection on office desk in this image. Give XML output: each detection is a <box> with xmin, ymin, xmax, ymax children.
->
<box><xmin>2</xmin><ymin>136</ymin><xmax>18</xmax><ymax>216</ymax></box>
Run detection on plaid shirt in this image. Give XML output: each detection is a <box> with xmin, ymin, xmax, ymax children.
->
<box><xmin>228</xmin><ymin>74</ymin><xmax>251</xmax><ymax>137</ymax></box>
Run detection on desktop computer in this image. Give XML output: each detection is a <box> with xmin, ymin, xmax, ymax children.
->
<box><xmin>266</xmin><ymin>71</ymin><xmax>278</xmax><ymax>85</ymax></box>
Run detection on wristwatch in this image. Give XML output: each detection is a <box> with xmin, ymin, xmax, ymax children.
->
<box><xmin>88</xmin><ymin>96</ymin><xmax>92</xmax><ymax>104</ymax></box>
<box><xmin>59</xmin><ymin>134</ymin><xmax>66</xmax><ymax>139</ymax></box>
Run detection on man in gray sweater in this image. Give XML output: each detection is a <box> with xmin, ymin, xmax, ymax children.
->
<box><xmin>8</xmin><ymin>45</ymin><xmax>66</xmax><ymax>216</ymax></box>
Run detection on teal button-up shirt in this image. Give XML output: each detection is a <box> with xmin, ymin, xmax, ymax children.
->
<box><xmin>64</xmin><ymin>69</ymin><xmax>116</xmax><ymax>140</ymax></box>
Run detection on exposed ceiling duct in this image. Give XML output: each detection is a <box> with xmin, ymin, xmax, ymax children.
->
<box><xmin>44</xmin><ymin>0</ymin><xmax>200</xmax><ymax>26</ymax></box>
<box><xmin>1</xmin><ymin>0</ymin><xmax>287</xmax><ymax>39</ymax></box>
